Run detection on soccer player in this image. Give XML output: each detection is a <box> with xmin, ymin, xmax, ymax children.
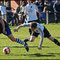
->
<box><xmin>0</xmin><ymin>17</ymin><xmax>29</xmax><ymax>52</ymax></box>
<box><xmin>24</xmin><ymin>0</ymin><xmax>42</xmax><ymax>23</ymax></box>
<box><xmin>14</xmin><ymin>22</ymin><xmax>60</xmax><ymax>50</ymax></box>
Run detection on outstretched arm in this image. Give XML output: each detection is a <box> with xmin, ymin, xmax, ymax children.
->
<box><xmin>38</xmin><ymin>30</ymin><xmax>44</xmax><ymax>50</ymax></box>
<box><xmin>14</xmin><ymin>23</ymin><xmax>31</xmax><ymax>32</ymax></box>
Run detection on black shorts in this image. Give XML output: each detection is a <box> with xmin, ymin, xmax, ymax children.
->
<box><xmin>0</xmin><ymin>26</ymin><xmax>12</xmax><ymax>36</ymax></box>
<box><xmin>28</xmin><ymin>20</ymin><xmax>39</xmax><ymax>23</ymax></box>
<box><xmin>29</xmin><ymin>27</ymin><xmax>51</xmax><ymax>38</ymax></box>
<box><xmin>29</xmin><ymin>28</ymin><xmax>39</xmax><ymax>37</ymax></box>
<box><xmin>43</xmin><ymin>27</ymin><xmax>51</xmax><ymax>38</ymax></box>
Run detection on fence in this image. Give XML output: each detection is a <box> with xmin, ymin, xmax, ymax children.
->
<box><xmin>40</xmin><ymin>11</ymin><xmax>60</xmax><ymax>24</ymax></box>
<box><xmin>0</xmin><ymin>10</ymin><xmax>60</xmax><ymax>24</ymax></box>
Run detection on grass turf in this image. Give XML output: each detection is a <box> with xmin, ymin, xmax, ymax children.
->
<box><xmin>0</xmin><ymin>23</ymin><xmax>60</xmax><ymax>59</ymax></box>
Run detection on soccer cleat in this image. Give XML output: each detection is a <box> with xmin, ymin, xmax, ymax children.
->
<box><xmin>24</xmin><ymin>42</ymin><xmax>29</xmax><ymax>52</ymax></box>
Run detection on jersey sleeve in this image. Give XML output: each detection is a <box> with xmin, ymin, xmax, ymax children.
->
<box><xmin>34</xmin><ymin>4</ymin><xmax>39</xmax><ymax>12</ymax></box>
<box><xmin>40</xmin><ymin>30</ymin><xmax>44</xmax><ymax>40</ymax></box>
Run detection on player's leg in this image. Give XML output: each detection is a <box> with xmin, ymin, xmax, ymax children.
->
<box><xmin>44</xmin><ymin>27</ymin><xmax>60</xmax><ymax>46</ymax></box>
<box><xmin>24</xmin><ymin>36</ymin><xmax>36</xmax><ymax>42</ymax></box>
<box><xmin>4</xmin><ymin>26</ymin><xmax>24</xmax><ymax>44</ymax></box>
<box><xmin>48</xmin><ymin>36</ymin><xmax>60</xmax><ymax>46</ymax></box>
<box><xmin>24</xmin><ymin>28</ymin><xmax>39</xmax><ymax>42</ymax></box>
<box><xmin>7</xmin><ymin>34</ymin><xmax>23</xmax><ymax>44</ymax></box>
<box><xmin>29</xmin><ymin>36</ymin><xmax>36</xmax><ymax>42</ymax></box>
<box><xmin>7</xmin><ymin>34</ymin><xmax>29</xmax><ymax>52</ymax></box>
<box><xmin>4</xmin><ymin>27</ymin><xmax>29</xmax><ymax>51</ymax></box>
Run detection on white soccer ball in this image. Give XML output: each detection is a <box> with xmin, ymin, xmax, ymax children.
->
<box><xmin>3</xmin><ymin>47</ymin><xmax>11</xmax><ymax>54</ymax></box>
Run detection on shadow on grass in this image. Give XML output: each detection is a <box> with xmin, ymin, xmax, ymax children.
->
<box><xmin>0</xmin><ymin>53</ymin><xmax>56</xmax><ymax>57</ymax></box>
<box><xmin>0</xmin><ymin>46</ymin><xmax>50</xmax><ymax>48</ymax></box>
<box><xmin>10</xmin><ymin>53</ymin><xmax>55</xmax><ymax>57</ymax></box>
<box><xmin>21</xmin><ymin>53</ymin><xmax>55</xmax><ymax>57</ymax></box>
<box><xmin>55</xmin><ymin>37</ymin><xmax>60</xmax><ymax>38</ymax></box>
<box><xmin>48</xmin><ymin>53</ymin><xmax>60</xmax><ymax>55</ymax></box>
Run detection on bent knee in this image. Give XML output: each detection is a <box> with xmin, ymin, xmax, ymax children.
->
<box><xmin>30</xmin><ymin>39</ymin><xmax>34</xmax><ymax>42</ymax></box>
<box><xmin>30</xmin><ymin>38</ymin><xmax>35</xmax><ymax>42</ymax></box>
<box><xmin>29</xmin><ymin>36</ymin><xmax>35</xmax><ymax>42</ymax></box>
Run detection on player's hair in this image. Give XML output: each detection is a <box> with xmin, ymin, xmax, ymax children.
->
<box><xmin>30</xmin><ymin>22</ymin><xmax>37</xmax><ymax>28</ymax></box>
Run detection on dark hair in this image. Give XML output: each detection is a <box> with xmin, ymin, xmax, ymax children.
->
<box><xmin>30</xmin><ymin>22</ymin><xmax>37</xmax><ymax>28</ymax></box>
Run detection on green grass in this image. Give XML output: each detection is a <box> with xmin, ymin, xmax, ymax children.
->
<box><xmin>0</xmin><ymin>23</ymin><xmax>60</xmax><ymax>59</ymax></box>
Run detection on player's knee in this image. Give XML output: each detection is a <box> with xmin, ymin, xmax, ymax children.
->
<box><xmin>30</xmin><ymin>39</ymin><xmax>34</xmax><ymax>42</ymax></box>
<box><xmin>29</xmin><ymin>36</ymin><xmax>35</xmax><ymax>42</ymax></box>
<box><xmin>30</xmin><ymin>38</ymin><xmax>35</xmax><ymax>42</ymax></box>
<box><xmin>48</xmin><ymin>36</ymin><xmax>54</xmax><ymax>41</ymax></box>
<box><xmin>10</xmin><ymin>39</ymin><xmax>16</xmax><ymax>42</ymax></box>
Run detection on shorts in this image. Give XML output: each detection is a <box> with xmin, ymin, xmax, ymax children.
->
<box><xmin>0</xmin><ymin>26</ymin><xmax>12</xmax><ymax>36</ymax></box>
<box><xmin>29</xmin><ymin>27</ymin><xmax>51</xmax><ymax>38</ymax></box>
<box><xmin>28</xmin><ymin>20</ymin><xmax>39</xmax><ymax>23</ymax></box>
<box><xmin>43</xmin><ymin>27</ymin><xmax>51</xmax><ymax>38</ymax></box>
<box><xmin>29</xmin><ymin>28</ymin><xmax>39</xmax><ymax>37</ymax></box>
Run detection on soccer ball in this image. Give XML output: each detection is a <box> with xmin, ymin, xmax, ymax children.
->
<box><xmin>3</xmin><ymin>47</ymin><xmax>11</xmax><ymax>54</ymax></box>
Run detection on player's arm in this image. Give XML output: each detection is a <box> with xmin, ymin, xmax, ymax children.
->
<box><xmin>0</xmin><ymin>18</ymin><xmax>6</xmax><ymax>34</ymax></box>
<box><xmin>24</xmin><ymin>6</ymin><xmax>28</xmax><ymax>16</ymax></box>
<box><xmin>35</xmin><ymin>4</ymin><xmax>42</xmax><ymax>17</ymax></box>
<box><xmin>14</xmin><ymin>23</ymin><xmax>31</xmax><ymax>32</ymax></box>
<box><xmin>38</xmin><ymin>10</ymin><xmax>42</xmax><ymax>17</ymax></box>
<box><xmin>38</xmin><ymin>30</ymin><xmax>44</xmax><ymax>50</ymax></box>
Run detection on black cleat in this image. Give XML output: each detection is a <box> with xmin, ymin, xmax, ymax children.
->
<box><xmin>24</xmin><ymin>42</ymin><xmax>29</xmax><ymax>52</ymax></box>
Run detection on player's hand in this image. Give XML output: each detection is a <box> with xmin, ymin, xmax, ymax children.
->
<box><xmin>38</xmin><ymin>46</ymin><xmax>42</xmax><ymax>50</ymax></box>
<box><xmin>14</xmin><ymin>29</ymin><xmax>18</xmax><ymax>32</ymax></box>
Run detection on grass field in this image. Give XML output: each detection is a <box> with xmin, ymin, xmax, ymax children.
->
<box><xmin>0</xmin><ymin>23</ymin><xmax>60</xmax><ymax>59</ymax></box>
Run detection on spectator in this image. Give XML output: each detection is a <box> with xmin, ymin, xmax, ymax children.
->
<box><xmin>0</xmin><ymin>1</ymin><xmax>6</xmax><ymax>21</ymax></box>
<box><xmin>43</xmin><ymin>0</ymin><xmax>51</xmax><ymax>12</ymax></box>
<box><xmin>53</xmin><ymin>0</ymin><xmax>60</xmax><ymax>23</ymax></box>
<box><xmin>6</xmin><ymin>2</ymin><xmax>14</xmax><ymax>26</ymax></box>
<box><xmin>14</xmin><ymin>6</ymin><xmax>20</xmax><ymax>26</ymax></box>
<box><xmin>35</xmin><ymin>0</ymin><xmax>43</xmax><ymax>12</ymax></box>
<box><xmin>20</xmin><ymin>1</ymin><xmax>26</xmax><ymax>23</ymax></box>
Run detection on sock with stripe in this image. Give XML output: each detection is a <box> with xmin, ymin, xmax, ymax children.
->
<box><xmin>16</xmin><ymin>38</ymin><xmax>24</xmax><ymax>45</ymax></box>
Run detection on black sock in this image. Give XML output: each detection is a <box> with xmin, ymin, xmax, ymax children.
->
<box><xmin>53</xmin><ymin>39</ymin><xmax>60</xmax><ymax>46</ymax></box>
<box><xmin>24</xmin><ymin>39</ymin><xmax>29</xmax><ymax>42</ymax></box>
